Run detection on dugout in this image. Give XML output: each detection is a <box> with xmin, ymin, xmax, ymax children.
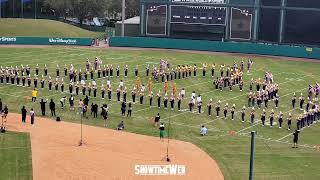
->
<box><xmin>115</xmin><ymin>16</ymin><xmax>140</xmax><ymax>37</ymax></box>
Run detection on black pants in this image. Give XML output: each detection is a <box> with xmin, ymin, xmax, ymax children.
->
<box><xmin>93</xmin><ymin>111</ymin><xmax>98</xmax><ymax>118</ymax></box>
<box><xmin>22</xmin><ymin>116</ymin><xmax>26</xmax><ymax>123</ymax></box>
<box><xmin>127</xmin><ymin>110</ymin><xmax>132</xmax><ymax>117</ymax></box>
<box><xmin>51</xmin><ymin>109</ymin><xmax>56</xmax><ymax>116</ymax></box>
<box><xmin>41</xmin><ymin>108</ymin><xmax>45</xmax><ymax>116</ymax></box>
<box><xmin>32</xmin><ymin>97</ymin><xmax>36</xmax><ymax>102</ymax></box>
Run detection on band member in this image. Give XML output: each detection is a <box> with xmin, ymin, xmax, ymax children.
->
<box><xmin>193</xmin><ymin>64</ymin><xmax>197</xmax><ymax>76</ymax></box>
<box><xmin>220</xmin><ymin>64</ymin><xmax>225</xmax><ymax>77</ymax></box>
<box><xmin>157</xmin><ymin>90</ymin><xmax>161</xmax><ymax>109</ymax></box>
<box><xmin>216</xmin><ymin>100</ymin><xmax>221</xmax><ymax>117</ymax></box>
<box><xmin>231</xmin><ymin>104</ymin><xmax>235</xmax><ymax>120</ymax></box>
<box><xmin>121</xmin><ymin>87</ymin><xmax>127</xmax><ymax>102</ymax></box>
<box><xmin>56</xmin><ymin>65</ymin><xmax>60</xmax><ymax>77</ymax></box>
<box><xmin>131</xmin><ymin>87</ymin><xmax>136</xmax><ymax>104</ymax></box>
<box><xmin>224</xmin><ymin>103</ymin><xmax>228</xmax><ymax>119</ymax></box>
<box><xmin>299</xmin><ymin>93</ymin><xmax>304</xmax><ymax>110</ymax></box>
<box><xmin>269</xmin><ymin>109</ymin><xmax>274</xmax><ymax>128</ymax></box>
<box><xmin>43</xmin><ymin>64</ymin><xmax>48</xmax><ymax>76</ymax></box>
<box><xmin>275</xmin><ymin>96</ymin><xmax>279</xmax><ymax>108</ymax></box>
<box><xmin>116</xmin><ymin>88</ymin><xmax>121</xmax><ymax>102</ymax></box>
<box><xmin>135</xmin><ymin>65</ymin><xmax>139</xmax><ymax>77</ymax></box>
<box><xmin>60</xmin><ymin>79</ymin><xmax>64</xmax><ymax>92</ymax></box>
<box><xmin>261</xmin><ymin>109</ymin><xmax>266</xmax><ymax>126</ymax></box>
<box><xmin>69</xmin><ymin>82</ymin><xmax>73</xmax><ymax>94</ymax></box>
<box><xmin>207</xmin><ymin>99</ymin><xmax>213</xmax><ymax>116</ymax></box>
<box><xmin>116</xmin><ymin>65</ymin><xmax>120</xmax><ymax>77</ymax></box>
<box><xmin>101</xmin><ymin>85</ymin><xmax>105</xmax><ymax>99</ymax></box>
<box><xmin>148</xmin><ymin>77</ymin><xmax>152</xmax><ymax>94</ymax></box>
<box><xmin>292</xmin><ymin>93</ymin><xmax>296</xmax><ymax>108</ymax></box>
<box><xmin>33</xmin><ymin>75</ymin><xmax>38</xmax><ymax>88</ymax></box>
<box><xmin>149</xmin><ymin>91</ymin><xmax>153</xmax><ymax>106</ymax></box>
<box><xmin>211</xmin><ymin>63</ymin><xmax>215</xmax><ymax>77</ymax></box>
<box><xmin>278</xmin><ymin>111</ymin><xmax>283</xmax><ymax>128</ymax></box>
<box><xmin>64</xmin><ymin>64</ymin><xmax>68</xmax><ymax>76</ymax></box>
<box><xmin>140</xmin><ymin>85</ymin><xmax>145</xmax><ymax>104</ymax></box>
<box><xmin>202</xmin><ymin>63</ymin><xmax>207</xmax><ymax>77</ymax></box>
<box><xmin>27</xmin><ymin>75</ymin><xmax>31</xmax><ymax>87</ymax></box>
<box><xmin>241</xmin><ymin>106</ymin><xmax>246</xmax><ymax>122</ymax></box>
<box><xmin>124</xmin><ymin>65</ymin><xmax>128</xmax><ymax>77</ymax></box>
<box><xmin>40</xmin><ymin>76</ymin><xmax>45</xmax><ymax>88</ymax></box>
<box><xmin>170</xmin><ymin>93</ymin><xmax>175</xmax><ymax>110</ymax></box>
<box><xmin>287</xmin><ymin>113</ymin><xmax>292</xmax><ymax>130</ymax></box>
<box><xmin>146</xmin><ymin>64</ymin><xmax>150</xmax><ymax>77</ymax></box>
<box><xmin>35</xmin><ymin>64</ymin><xmax>39</xmax><ymax>76</ymax></box>
<box><xmin>82</xmin><ymin>83</ymin><xmax>86</xmax><ymax>95</ymax></box>
<box><xmin>90</xmin><ymin>84</ymin><xmax>95</xmax><ymax>97</ymax></box>
<box><xmin>75</xmin><ymin>82</ymin><xmax>79</xmax><ymax>95</ymax></box>
<box><xmin>110</xmin><ymin>65</ymin><xmax>113</xmax><ymax>77</ymax></box>
<box><xmin>108</xmin><ymin>85</ymin><xmax>112</xmax><ymax>101</ymax></box>
<box><xmin>248</xmin><ymin>91</ymin><xmax>253</xmax><ymax>107</ymax></box>
<box><xmin>292</xmin><ymin>130</ymin><xmax>300</xmax><ymax>148</ymax></box>
<box><xmin>164</xmin><ymin>80</ymin><xmax>169</xmax><ymax>94</ymax></box>
<box><xmin>163</xmin><ymin>93</ymin><xmax>168</xmax><ymax>109</ymax></box>
<box><xmin>250</xmin><ymin>107</ymin><xmax>255</xmax><ymax>124</ymax></box>
<box><xmin>177</xmin><ymin>93</ymin><xmax>182</xmax><ymax>111</ymax></box>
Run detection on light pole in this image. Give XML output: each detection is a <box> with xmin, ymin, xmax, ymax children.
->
<box><xmin>79</xmin><ymin>109</ymin><xmax>84</xmax><ymax>146</ymax></box>
<box><xmin>249</xmin><ymin>131</ymin><xmax>256</xmax><ymax>180</ymax></box>
<box><xmin>121</xmin><ymin>0</ymin><xmax>125</xmax><ymax>37</ymax></box>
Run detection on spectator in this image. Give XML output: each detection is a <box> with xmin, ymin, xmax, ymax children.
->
<box><xmin>117</xmin><ymin>121</ymin><xmax>125</xmax><ymax>130</ymax></box>
<box><xmin>200</xmin><ymin>125</ymin><xmax>208</xmax><ymax>136</ymax></box>
<box><xmin>21</xmin><ymin>106</ymin><xmax>27</xmax><ymax>123</ymax></box>
<box><xmin>39</xmin><ymin>99</ymin><xmax>47</xmax><ymax>116</ymax></box>
<box><xmin>49</xmin><ymin>99</ymin><xmax>56</xmax><ymax>116</ymax></box>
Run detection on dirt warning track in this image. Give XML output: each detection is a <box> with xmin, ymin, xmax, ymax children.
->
<box><xmin>5</xmin><ymin>113</ymin><xmax>224</xmax><ymax>180</ymax></box>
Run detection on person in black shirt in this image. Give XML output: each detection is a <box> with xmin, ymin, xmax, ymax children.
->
<box><xmin>127</xmin><ymin>102</ymin><xmax>132</xmax><ymax>117</ymax></box>
<box><xmin>121</xmin><ymin>101</ymin><xmax>126</xmax><ymax>116</ymax></box>
<box><xmin>21</xmin><ymin>106</ymin><xmax>27</xmax><ymax>123</ymax></box>
<box><xmin>154</xmin><ymin>113</ymin><xmax>160</xmax><ymax>126</ymax></box>
<box><xmin>292</xmin><ymin>130</ymin><xmax>300</xmax><ymax>148</ymax></box>
<box><xmin>39</xmin><ymin>99</ymin><xmax>47</xmax><ymax>116</ymax></box>
<box><xmin>49</xmin><ymin>99</ymin><xmax>56</xmax><ymax>116</ymax></box>
<box><xmin>3</xmin><ymin>105</ymin><xmax>8</xmax><ymax>120</ymax></box>
<box><xmin>83</xmin><ymin>96</ymin><xmax>89</xmax><ymax>106</ymax></box>
<box><xmin>93</xmin><ymin>104</ymin><xmax>98</xmax><ymax>118</ymax></box>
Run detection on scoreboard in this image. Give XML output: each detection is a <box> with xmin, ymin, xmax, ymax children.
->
<box><xmin>143</xmin><ymin>0</ymin><xmax>254</xmax><ymax>40</ymax></box>
<box><xmin>171</xmin><ymin>6</ymin><xmax>226</xmax><ymax>25</ymax></box>
<box><xmin>171</xmin><ymin>0</ymin><xmax>225</xmax><ymax>3</ymax></box>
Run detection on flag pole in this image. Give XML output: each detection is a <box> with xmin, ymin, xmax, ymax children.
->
<box><xmin>13</xmin><ymin>0</ymin><xmax>15</xmax><ymax>18</ymax></box>
<box><xmin>21</xmin><ymin>0</ymin><xmax>23</xmax><ymax>18</ymax></box>
<box><xmin>0</xmin><ymin>0</ymin><xmax>2</xmax><ymax>19</ymax></box>
<box><xmin>34</xmin><ymin>0</ymin><xmax>36</xmax><ymax>19</ymax></box>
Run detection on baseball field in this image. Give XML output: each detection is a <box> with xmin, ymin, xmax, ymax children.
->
<box><xmin>0</xmin><ymin>45</ymin><xmax>319</xmax><ymax>180</ymax></box>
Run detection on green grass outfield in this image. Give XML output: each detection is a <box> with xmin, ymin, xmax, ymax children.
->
<box><xmin>0</xmin><ymin>19</ymin><xmax>104</xmax><ymax>38</ymax></box>
<box><xmin>0</xmin><ymin>47</ymin><xmax>320</xmax><ymax>180</ymax></box>
<box><xmin>0</xmin><ymin>131</ymin><xmax>32</xmax><ymax>180</ymax></box>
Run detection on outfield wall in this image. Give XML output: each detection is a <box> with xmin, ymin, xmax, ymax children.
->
<box><xmin>110</xmin><ymin>37</ymin><xmax>320</xmax><ymax>60</ymax></box>
<box><xmin>0</xmin><ymin>37</ymin><xmax>93</xmax><ymax>46</ymax></box>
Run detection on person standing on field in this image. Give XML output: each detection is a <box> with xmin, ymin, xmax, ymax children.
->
<box><xmin>30</xmin><ymin>108</ymin><xmax>35</xmax><ymax>125</ymax></box>
<box><xmin>31</xmin><ymin>88</ymin><xmax>38</xmax><ymax>102</ymax></box>
<box><xmin>39</xmin><ymin>99</ymin><xmax>47</xmax><ymax>116</ymax></box>
<box><xmin>21</xmin><ymin>106</ymin><xmax>27</xmax><ymax>123</ymax></box>
<box><xmin>292</xmin><ymin>130</ymin><xmax>300</xmax><ymax>148</ymax></box>
<box><xmin>49</xmin><ymin>99</ymin><xmax>56</xmax><ymax>116</ymax></box>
